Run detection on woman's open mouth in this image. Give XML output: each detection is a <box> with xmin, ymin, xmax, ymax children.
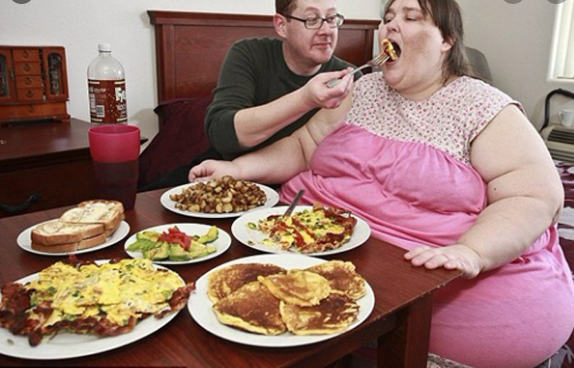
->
<box><xmin>381</xmin><ymin>39</ymin><xmax>401</xmax><ymax>61</ymax></box>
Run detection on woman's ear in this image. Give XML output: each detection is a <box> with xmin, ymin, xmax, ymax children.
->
<box><xmin>274</xmin><ymin>14</ymin><xmax>288</xmax><ymax>38</ymax></box>
<box><xmin>441</xmin><ymin>36</ymin><xmax>455</xmax><ymax>53</ymax></box>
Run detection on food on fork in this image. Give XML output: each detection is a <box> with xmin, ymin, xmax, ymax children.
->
<box><xmin>210</xmin><ymin>260</ymin><xmax>363</xmax><ymax>336</ymax></box>
<box><xmin>249</xmin><ymin>203</ymin><xmax>357</xmax><ymax>253</ymax></box>
<box><xmin>30</xmin><ymin>200</ymin><xmax>125</xmax><ymax>253</ymax></box>
<box><xmin>0</xmin><ymin>257</ymin><xmax>194</xmax><ymax>347</ymax></box>
<box><xmin>381</xmin><ymin>38</ymin><xmax>399</xmax><ymax>61</ymax></box>
<box><xmin>169</xmin><ymin>176</ymin><xmax>267</xmax><ymax>214</ymax></box>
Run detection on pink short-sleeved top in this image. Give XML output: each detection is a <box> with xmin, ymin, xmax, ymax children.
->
<box><xmin>281</xmin><ymin>73</ymin><xmax>574</xmax><ymax>368</ymax></box>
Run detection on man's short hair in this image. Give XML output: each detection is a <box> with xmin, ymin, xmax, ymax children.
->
<box><xmin>276</xmin><ymin>0</ymin><xmax>298</xmax><ymax>15</ymax></box>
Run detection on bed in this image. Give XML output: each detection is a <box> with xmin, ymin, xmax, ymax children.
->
<box><xmin>139</xmin><ymin>10</ymin><xmax>380</xmax><ymax>187</ymax></box>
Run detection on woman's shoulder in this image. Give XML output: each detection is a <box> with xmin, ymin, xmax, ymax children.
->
<box><xmin>448</xmin><ymin>76</ymin><xmax>513</xmax><ymax>106</ymax></box>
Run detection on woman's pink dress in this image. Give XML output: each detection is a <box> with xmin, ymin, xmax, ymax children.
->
<box><xmin>281</xmin><ymin>74</ymin><xmax>574</xmax><ymax>368</ymax></box>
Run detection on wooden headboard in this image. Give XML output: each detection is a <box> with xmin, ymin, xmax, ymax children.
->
<box><xmin>147</xmin><ymin>10</ymin><xmax>380</xmax><ymax>103</ymax></box>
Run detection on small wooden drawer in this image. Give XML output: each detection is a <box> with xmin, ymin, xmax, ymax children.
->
<box><xmin>0</xmin><ymin>46</ymin><xmax>69</xmax><ymax>124</ymax></box>
<box><xmin>14</xmin><ymin>62</ymin><xmax>41</xmax><ymax>75</ymax></box>
<box><xmin>16</xmin><ymin>88</ymin><xmax>44</xmax><ymax>101</ymax></box>
<box><xmin>16</xmin><ymin>75</ymin><xmax>43</xmax><ymax>88</ymax></box>
<box><xmin>0</xmin><ymin>101</ymin><xmax>67</xmax><ymax>121</ymax></box>
<box><xmin>13</xmin><ymin>49</ymin><xmax>40</xmax><ymax>62</ymax></box>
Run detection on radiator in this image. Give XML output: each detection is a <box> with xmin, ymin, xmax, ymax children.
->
<box><xmin>541</xmin><ymin>125</ymin><xmax>574</xmax><ymax>163</ymax></box>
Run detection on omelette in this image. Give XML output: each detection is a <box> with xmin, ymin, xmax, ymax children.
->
<box><xmin>0</xmin><ymin>257</ymin><xmax>194</xmax><ymax>346</ymax></box>
<box><xmin>252</xmin><ymin>204</ymin><xmax>357</xmax><ymax>253</ymax></box>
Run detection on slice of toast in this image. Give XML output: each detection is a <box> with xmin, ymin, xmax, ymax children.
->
<box><xmin>31</xmin><ymin>220</ymin><xmax>105</xmax><ymax>246</ymax></box>
<box><xmin>31</xmin><ymin>233</ymin><xmax>107</xmax><ymax>253</ymax></box>
<box><xmin>60</xmin><ymin>200</ymin><xmax>124</xmax><ymax>231</ymax></box>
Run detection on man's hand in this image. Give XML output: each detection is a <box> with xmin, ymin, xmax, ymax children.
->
<box><xmin>188</xmin><ymin>160</ymin><xmax>241</xmax><ymax>182</ymax></box>
<box><xmin>404</xmin><ymin>244</ymin><xmax>484</xmax><ymax>279</ymax></box>
<box><xmin>301</xmin><ymin>68</ymin><xmax>354</xmax><ymax>110</ymax></box>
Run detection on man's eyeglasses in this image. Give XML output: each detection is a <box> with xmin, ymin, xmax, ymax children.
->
<box><xmin>283</xmin><ymin>13</ymin><xmax>345</xmax><ymax>29</ymax></box>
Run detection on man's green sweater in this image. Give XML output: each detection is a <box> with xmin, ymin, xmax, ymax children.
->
<box><xmin>205</xmin><ymin>38</ymin><xmax>360</xmax><ymax>160</ymax></box>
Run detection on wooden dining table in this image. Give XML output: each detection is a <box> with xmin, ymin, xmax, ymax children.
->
<box><xmin>0</xmin><ymin>188</ymin><xmax>461</xmax><ymax>368</ymax></box>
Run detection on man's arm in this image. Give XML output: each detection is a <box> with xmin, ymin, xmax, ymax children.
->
<box><xmin>205</xmin><ymin>39</ymin><xmax>353</xmax><ymax>159</ymax></box>
<box><xmin>233</xmin><ymin>70</ymin><xmax>353</xmax><ymax>149</ymax></box>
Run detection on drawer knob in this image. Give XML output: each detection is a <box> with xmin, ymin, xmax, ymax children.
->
<box><xmin>0</xmin><ymin>193</ymin><xmax>42</xmax><ymax>214</ymax></box>
<box><xmin>23</xmin><ymin>63</ymin><xmax>31</xmax><ymax>72</ymax></box>
<box><xmin>26</xmin><ymin>90</ymin><xmax>33</xmax><ymax>98</ymax></box>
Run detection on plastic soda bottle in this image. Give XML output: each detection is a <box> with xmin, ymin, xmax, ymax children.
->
<box><xmin>87</xmin><ymin>43</ymin><xmax>127</xmax><ymax>124</ymax></box>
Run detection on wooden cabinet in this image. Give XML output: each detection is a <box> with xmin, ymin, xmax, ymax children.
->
<box><xmin>0</xmin><ymin>46</ymin><xmax>70</xmax><ymax>124</ymax></box>
<box><xmin>0</xmin><ymin>118</ymin><xmax>148</xmax><ymax>218</ymax></box>
<box><xmin>0</xmin><ymin>119</ymin><xmax>97</xmax><ymax>218</ymax></box>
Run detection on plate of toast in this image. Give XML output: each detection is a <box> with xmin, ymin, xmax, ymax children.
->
<box><xmin>16</xmin><ymin>200</ymin><xmax>129</xmax><ymax>256</ymax></box>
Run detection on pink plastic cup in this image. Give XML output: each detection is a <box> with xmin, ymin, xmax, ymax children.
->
<box><xmin>88</xmin><ymin>125</ymin><xmax>140</xmax><ymax>210</ymax></box>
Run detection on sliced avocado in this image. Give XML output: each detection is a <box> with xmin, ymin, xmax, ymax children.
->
<box><xmin>144</xmin><ymin>242</ymin><xmax>170</xmax><ymax>260</ymax></box>
<box><xmin>192</xmin><ymin>244</ymin><xmax>217</xmax><ymax>259</ymax></box>
<box><xmin>197</xmin><ymin>226</ymin><xmax>218</xmax><ymax>244</ymax></box>
<box><xmin>126</xmin><ymin>238</ymin><xmax>157</xmax><ymax>252</ymax></box>
<box><xmin>126</xmin><ymin>240</ymin><xmax>143</xmax><ymax>251</ymax></box>
<box><xmin>168</xmin><ymin>243</ymin><xmax>191</xmax><ymax>261</ymax></box>
<box><xmin>185</xmin><ymin>240</ymin><xmax>217</xmax><ymax>259</ymax></box>
<box><xmin>136</xmin><ymin>230</ymin><xmax>161</xmax><ymax>242</ymax></box>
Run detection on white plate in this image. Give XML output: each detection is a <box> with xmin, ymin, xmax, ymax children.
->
<box><xmin>160</xmin><ymin>182</ymin><xmax>279</xmax><ymax>219</ymax></box>
<box><xmin>188</xmin><ymin>254</ymin><xmax>375</xmax><ymax>347</ymax></box>
<box><xmin>124</xmin><ymin>223</ymin><xmax>231</xmax><ymax>265</ymax></box>
<box><xmin>17</xmin><ymin>221</ymin><xmax>130</xmax><ymax>256</ymax></box>
<box><xmin>0</xmin><ymin>260</ymin><xmax>184</xmax><ymax>360</ymax></box>
<box><xmin>231</xmin><ymin>206</ymin><xmax>371</xmax><ymax>256</ymax></box>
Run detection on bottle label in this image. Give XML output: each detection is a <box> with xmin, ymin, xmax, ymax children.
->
<box><xmin>88</xmin><ymin>79</ymin><xmax>127</xmax><ymax>124</ymax></box>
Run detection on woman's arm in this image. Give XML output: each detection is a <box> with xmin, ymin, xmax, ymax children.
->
<box><xmin>190</xmin><ymin>93</ymin><xmax>354</xmax><ymax>184</ymax></box>
<box><xmin>405</xmin><ymin>105</ymin><xmax>563</xmax><ymax>278</ymax></box>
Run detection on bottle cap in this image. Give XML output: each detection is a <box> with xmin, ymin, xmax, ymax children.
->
<box><xmin>98</xmin><ymin>43</ymin><xmax>112</xmax><ymax>52</ymax></box>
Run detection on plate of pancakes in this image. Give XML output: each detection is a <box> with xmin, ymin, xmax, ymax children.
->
<box><xmin>188</xmin><ymin>254</ymin><xmax>375</xmax><ymax>347</ymax></box>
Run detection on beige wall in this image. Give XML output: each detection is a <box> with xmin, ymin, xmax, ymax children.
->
<box><xmin>3</xmin><ymin>0</ymin><xmax>572</xmax><ymax>138</ymax></box>
<box><xmin>458</xmin><ymin>0</ymin><xmax>574</xmax><ymax>130</ymax></box>
<box><xmin>0</xmin><ymin>0</ymin><xmax>381</xmax><ymax>141</ymax></box>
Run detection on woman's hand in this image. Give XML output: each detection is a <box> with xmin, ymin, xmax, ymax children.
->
<box><xmin>188</xmin><ymin>160</ymin><xmax>241</xmax><ymax>182</ymax></box>
<box><xmin>404</xmin><ymin>244</ymin><xmax>484</xmax><ymax>279</ymax></box>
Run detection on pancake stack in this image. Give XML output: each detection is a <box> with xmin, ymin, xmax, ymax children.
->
<box><xmin>209</xmin><ymin>260</ymin><xmax>365</xmax><ymax>336</ymax></box>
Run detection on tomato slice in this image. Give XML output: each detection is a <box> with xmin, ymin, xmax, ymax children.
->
<box><xmin>158</xmin><ymin>227</ymin><xmax>192</xmax><ymax>250</ymax></box>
